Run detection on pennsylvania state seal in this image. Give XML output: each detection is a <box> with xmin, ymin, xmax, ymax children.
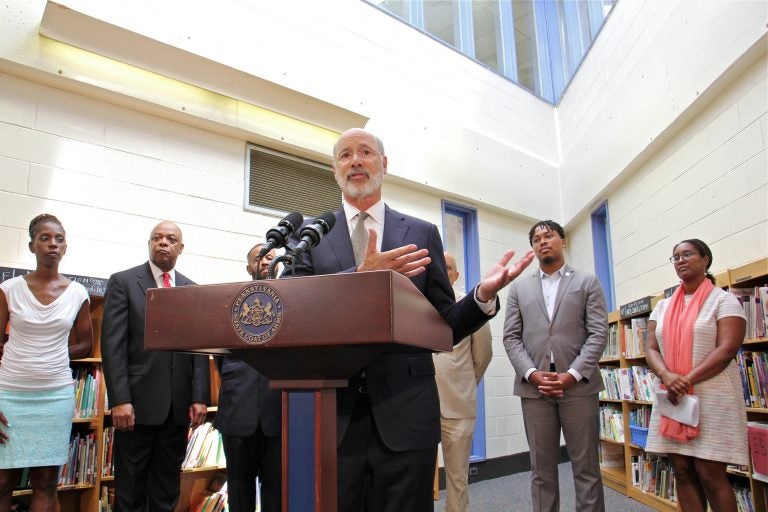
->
<box><xmin>231</xmin><ymin>282</ymin><xmax>283</xmax><ymax>344</ymax></box>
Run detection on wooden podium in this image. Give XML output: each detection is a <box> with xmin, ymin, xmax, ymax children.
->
<box><xmin>144</xmin><ymin>270</ymin><xmax>452</xmax><ymax>512</ymax></box>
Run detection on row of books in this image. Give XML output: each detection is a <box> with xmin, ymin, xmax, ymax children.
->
<box><xmin>734</xmin><ymin>485</ymin><xmax>754</xmax><ymax>512</ymax></box>
<box><xmin>101</xmin><ymin>427</ymin><xmax>115</xmax><ymax>477</ymax></box>
<box><xmin>598</xmin><ymin>406</ymin><xmax>623</xmax><ymax>442</ymax></box>
<box><xmin>195</xmin><ymin>482</ymin><xmax>228</xmax><ymax>512</ymax></box>
<box><xmin>599</xmin><ymin>365</ymin><xmax>656</xmax><ymax>402</ymax></box>
<box><xmin>192</xmin><ymin>472</ymin><xmax>230</xmax><ymax>512</ymax></box>
<box><xmin>628</xmin><ymin>404</ymin><xmax>651</xmax><ymax>429</ymax></box>
<box><xmin>100</xmin><ymin>485</ymin><xmax>115</xmax><ymax>512</ymax></box>
<box><xmin>630</xmin><ymin>453</ymin><xmax>676</xmax><ymax>502</ymax></box>
<box><xmin>602</xmin><ymin>323</ymin><xmax>620</xmax><ymax>359</ymax></box>
<box><xmin>730</xmin><ymin>286</ymin><xmax>768</xmax><ymax>340</ymax></box>
<box><xmin>737</xmin><ymin>350</ymin><xmax>768</xmax><ymax>408</ymax></box>
<box><xmin>183</xmin><ymin>422</ymin><xmax>226</xmax><ymax>469</ymax></box>
<box><xmin>72</xmin><ymin>367</ymin><xmax>102</xmax><ymax>419</ymax></box>
<box><xmin>623</xmin><ymin>317</ymin><xmax>648</xmax><ymax>358</ymax></box>
<box><xmin>59</xmin><ymin>431</ymin><xmax>98</xmax><ymax>486</ymax></box>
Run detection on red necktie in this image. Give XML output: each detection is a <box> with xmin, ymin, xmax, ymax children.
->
<box><xmin>162</xmin><ymin>272</ymin><xmax>171</xmax><ymax>288</ymax></box>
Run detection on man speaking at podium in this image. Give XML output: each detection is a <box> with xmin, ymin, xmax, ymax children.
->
<box><xmin>284</xmin><ymin>128</ymin><xmax>534</xmax><ymax>512</ymax></box>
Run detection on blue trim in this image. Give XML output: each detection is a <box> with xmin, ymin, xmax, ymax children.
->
<box><xmin>541</xmin><ymin>0</ymin><xmax>566</xmax><ymax>101</ymax></box>
<box><xmin>590</xmin><ymin>201</ymin><xmax>616</xmax><ymax>310</ymax></box>
<box><xmin>532</xmin><ymin>0</ymin><xmax>554</xmax><ymax>102</ymax></box>
<box><xmin>586</xmin><ymin>0</ymin><xmax>605</xmax><ymax>39</ymax></box>
<box><xmin>497</xmin><ymin>0</ymin><xmax>518</xmax><ymax>81</ymax></box>
<box><xmin>561</xmin><ymin>0</ymin><xmax>584</xmax><ymax>75</ymax></box>
<box><xmin>442</xmin><ymin>200</ymin><xmax>486</xmax><ymax>461</ymax></box>
<box><xmin>408</xmin><ymin>0</ymin><xmax>424</xmax><ymax>28</ymax></box>
<box><xmin>362</xmin><ymin>0</ymin><xmax>614</xmax><ymax>104</ymax></box>
<box><xmin>456</xmin><ymin>0</ymin><xmax>475</xmax><ymax>56</ymax></box>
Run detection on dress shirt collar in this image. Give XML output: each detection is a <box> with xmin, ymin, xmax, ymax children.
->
<box><xmin>539</xmin><ymin>264</ymin><xmax>566</xmax><ymax>280</ymax></box>
<box><xmin>148</xmin><ymin>260</ymin><xmax>175</xmax><ymax>287</ymax></box>
<box><xmin>342</xmin><ymin>200</ymin><xmax>385</xmax><ymax>227</ymax></box>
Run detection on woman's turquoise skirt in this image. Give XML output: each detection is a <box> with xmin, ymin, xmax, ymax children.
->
<box><xmin>0</xmin><ymin>386</ymin><xmax>75</xmax><ymax>468</ymax></box>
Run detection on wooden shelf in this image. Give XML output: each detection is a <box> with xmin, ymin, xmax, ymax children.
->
<box><xmin>627</xmin><ymin>487</ymin><xmax>677</xmax><ymax>512</ymax></box>
<box><xmin>600</xmin><ymin>465</ymin><xmax>626</xmax><ymax>493</ymax></box>
<box><xmin>729</xmin><ymin>258</ymin><xmax>768</xmax><ymax>286</ymax></box>
<box><xmin>181</xmin><ymin>465</ymin><xmax>226</xmax><ymax>474</ymax></box>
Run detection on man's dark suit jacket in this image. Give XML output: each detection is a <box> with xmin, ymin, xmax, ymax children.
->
<box><xmin>213</xmin><ymin>357</ymin><xmax>280</xmax><ymax>437</ymax></box>
<box><xmin>285</xmin><ymin>205</ymin><xmax>495</xmax><ymax>451</ymax></box>
<box><xmin>101</xmin><ymin>262</ymin><xmax>210</xmax><ymax>425</ymax></box>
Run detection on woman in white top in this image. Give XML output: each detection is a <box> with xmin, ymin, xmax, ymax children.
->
<box><xmin>0</xmin><ymin>214</ymin><xmax>92</xmax><ymax>512</ymax></box>
<box><xmin>645</xmin><ymin>239</ymin><xmax>747</xmax><ymax>512</ymax></box>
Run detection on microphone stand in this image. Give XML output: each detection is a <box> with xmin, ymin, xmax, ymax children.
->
<box><xmin>268</xmin><ymin>253</ymin><xmax>295</xmax><ymax>280</ymax></box>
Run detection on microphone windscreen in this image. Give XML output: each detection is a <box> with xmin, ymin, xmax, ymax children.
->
<box><xmin>284</xmin><ymin>211</ymin><xmax>304</xmax><ymax>229</ymax></box>
<box><xmin>317</xmin><ymin>211</ymin><xmax>336</xmax><ymax>232</ymax></box>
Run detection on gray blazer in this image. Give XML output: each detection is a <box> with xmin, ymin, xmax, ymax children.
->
<box><xmin>503</xmin><ymin>264</ymin><xmax>607</xmax><ymax>398</ymax></box>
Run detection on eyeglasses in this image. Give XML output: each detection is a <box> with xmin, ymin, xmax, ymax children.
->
<box><xmin>335</xmin><ymin>148</ymin><xmax>380</xmax><ymax>163</ymax></box>
<box><xmin>445</xmin><ymin>265</ymin><xmax>456</xmax><ymax>272</ymax></box>
<box><xmin>669</xmin><ymin>251</ymin><xmax>697</xmax><ymax>264</ymax></box>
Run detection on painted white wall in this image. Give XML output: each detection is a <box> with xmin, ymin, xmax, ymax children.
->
<box><xmin>15</xmin><ymin>0</ymin><xmax>560</xmax><ymax>221</ymax></box>
<box><xmin>0</xmin><ymin>0</ymin><xmax>766</xmax><ymax>465</ymax></box>
<box><xmin>558</xmin><ymin>0</ymin><xmax>767</xmax><ymax>223</ymax></box>
<box><xmin>579</xmin><ymin>53</ymin><xmax>768</xmax><ymax>306</ymax></box>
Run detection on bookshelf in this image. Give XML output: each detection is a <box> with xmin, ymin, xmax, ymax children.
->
<box><xmin>0</xmin><ymin>267</ymin><xmax>226</xmax><ymax>512</ymax></box>
<box><xmin>598</xmin><ymin>257</ymin><xmax>768</xmax><ymax>512</ymax></box>
<box><xmin>730</xmin><ymin>257</ymin><xmax>768</xmax><ymax>512</ymax></box>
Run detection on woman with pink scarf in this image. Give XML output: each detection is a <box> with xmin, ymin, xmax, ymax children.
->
<box><xmin>645</xmin><ymin>239</ymin><xmax>747</xmax><ymax>512</ymax></box>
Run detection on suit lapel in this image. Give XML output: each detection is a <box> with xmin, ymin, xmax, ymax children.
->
<box><xmin>324</xmin><ymin>208</ymin><xmax>356</xmax><ymax>271</ymax></box>
<box><xmin>136</xmin><ymin>262</ymin><xmax>156</xmax><ymax>296</ymax></box>
<box><xmin>382</xmin><ymin>205</ymin><xmax>408</xmax><ymax>251</ymax></box>
<box><xmin>550</xmin><ymin>265</ymin><xmax>574</xmax><ymax>322</ymax></box>
<box><xmin>531</xmin><ymin>272</ymin><xmax>548</xmax><ymax>319</ymax></box>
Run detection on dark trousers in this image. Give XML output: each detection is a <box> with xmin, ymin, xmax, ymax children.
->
<box><xmin>221</xmin><ymin>426</ymin><xmax>281</xmax><ymax>512</ymax></box>
<box><xmin>113</xmin><ymin>413</ymin><xmax>187</xmax><ymax>512</ymax></box>
<box><xmin>337</xmin><ymin>393</ymin><xmax>437</xmax><ymax>512</ymax></box>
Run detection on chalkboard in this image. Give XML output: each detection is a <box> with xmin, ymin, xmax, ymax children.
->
<box><xmin>63</xmin><ymin>273</ymin><xmax>109</xmax><ymax>297</ymax></box>
<box><xmin>0</xmin><ymin>267</ymin><xmax>108</xmax><ymax>297</ymax></box>
<box><xmin>619</xmin><ymin>296</ymin><xmax>653</xmax><ymax>319</ymax></box>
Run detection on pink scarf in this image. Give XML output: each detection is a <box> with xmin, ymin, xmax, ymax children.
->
<box><xmin>659</xmin><ymin>278</ymin><xmax>714</xmax><ymax>442</ymax></box>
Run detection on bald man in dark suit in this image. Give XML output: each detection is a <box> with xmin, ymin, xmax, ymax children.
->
<box><xmin>284</xmin><ymin>128</ymin><xmax>534</xmax><ymax>512</ymax></box>
<box><xmin>102</xmin><ymin>220</ymin><xmax>210</xmax><ymax>512</ymax></box>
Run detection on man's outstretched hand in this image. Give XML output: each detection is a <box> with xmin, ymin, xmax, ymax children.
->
<box><xmin>476</xmin><ymin>249</ymin><xmax>535</xmax><ymax>302</ymax></box>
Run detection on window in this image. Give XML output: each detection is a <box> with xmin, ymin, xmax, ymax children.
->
<box><xmin>365</xmin><ymin>0</ymin><xmax>616</xmax><ymax>103</ymax></box>
<box><xmin>246</xmin><ymin>144</ymin><xmax>340</xmax><ymax>217</ymax></box>
<box><xmin>442</xmin><ymin>201</ymin><xmax>487</xmax><ymax>462</ymax></box>
<box><xmin>591</xmin><ymin>201</ymin><xmax>616</xmax><ymax>310</ymax></box>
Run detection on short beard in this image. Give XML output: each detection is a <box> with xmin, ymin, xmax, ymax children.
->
<box><xmin>539</xmin><ymin>255</ymin><xmax>558</xmax><ymax>266</ymax></box>
<box><xmin>336</xmin><ymin>171</ymin><xmax>384</xmax><ymax>199</ymax></box>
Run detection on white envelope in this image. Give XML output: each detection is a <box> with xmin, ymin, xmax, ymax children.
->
<box><xmin>655</xmin><ymin>390</ymin><xmax>700</xmax><ymax>427</ymax></box>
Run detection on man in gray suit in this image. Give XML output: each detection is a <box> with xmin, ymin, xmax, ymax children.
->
<box><xmin>503</xmin><ymin>220</ymin><xmax>607</xmax><ymax>512</ymax></box>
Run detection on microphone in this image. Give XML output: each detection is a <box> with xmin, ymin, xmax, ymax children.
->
<box><xmin>291</xmin><ymin>212</ymin><xmax>337</xmax><ymax>258</ymax></box>
<box><xmin>258</xmin><ymin>211</ymin><xmax>304</xmax><ymax>258</ymax></box>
